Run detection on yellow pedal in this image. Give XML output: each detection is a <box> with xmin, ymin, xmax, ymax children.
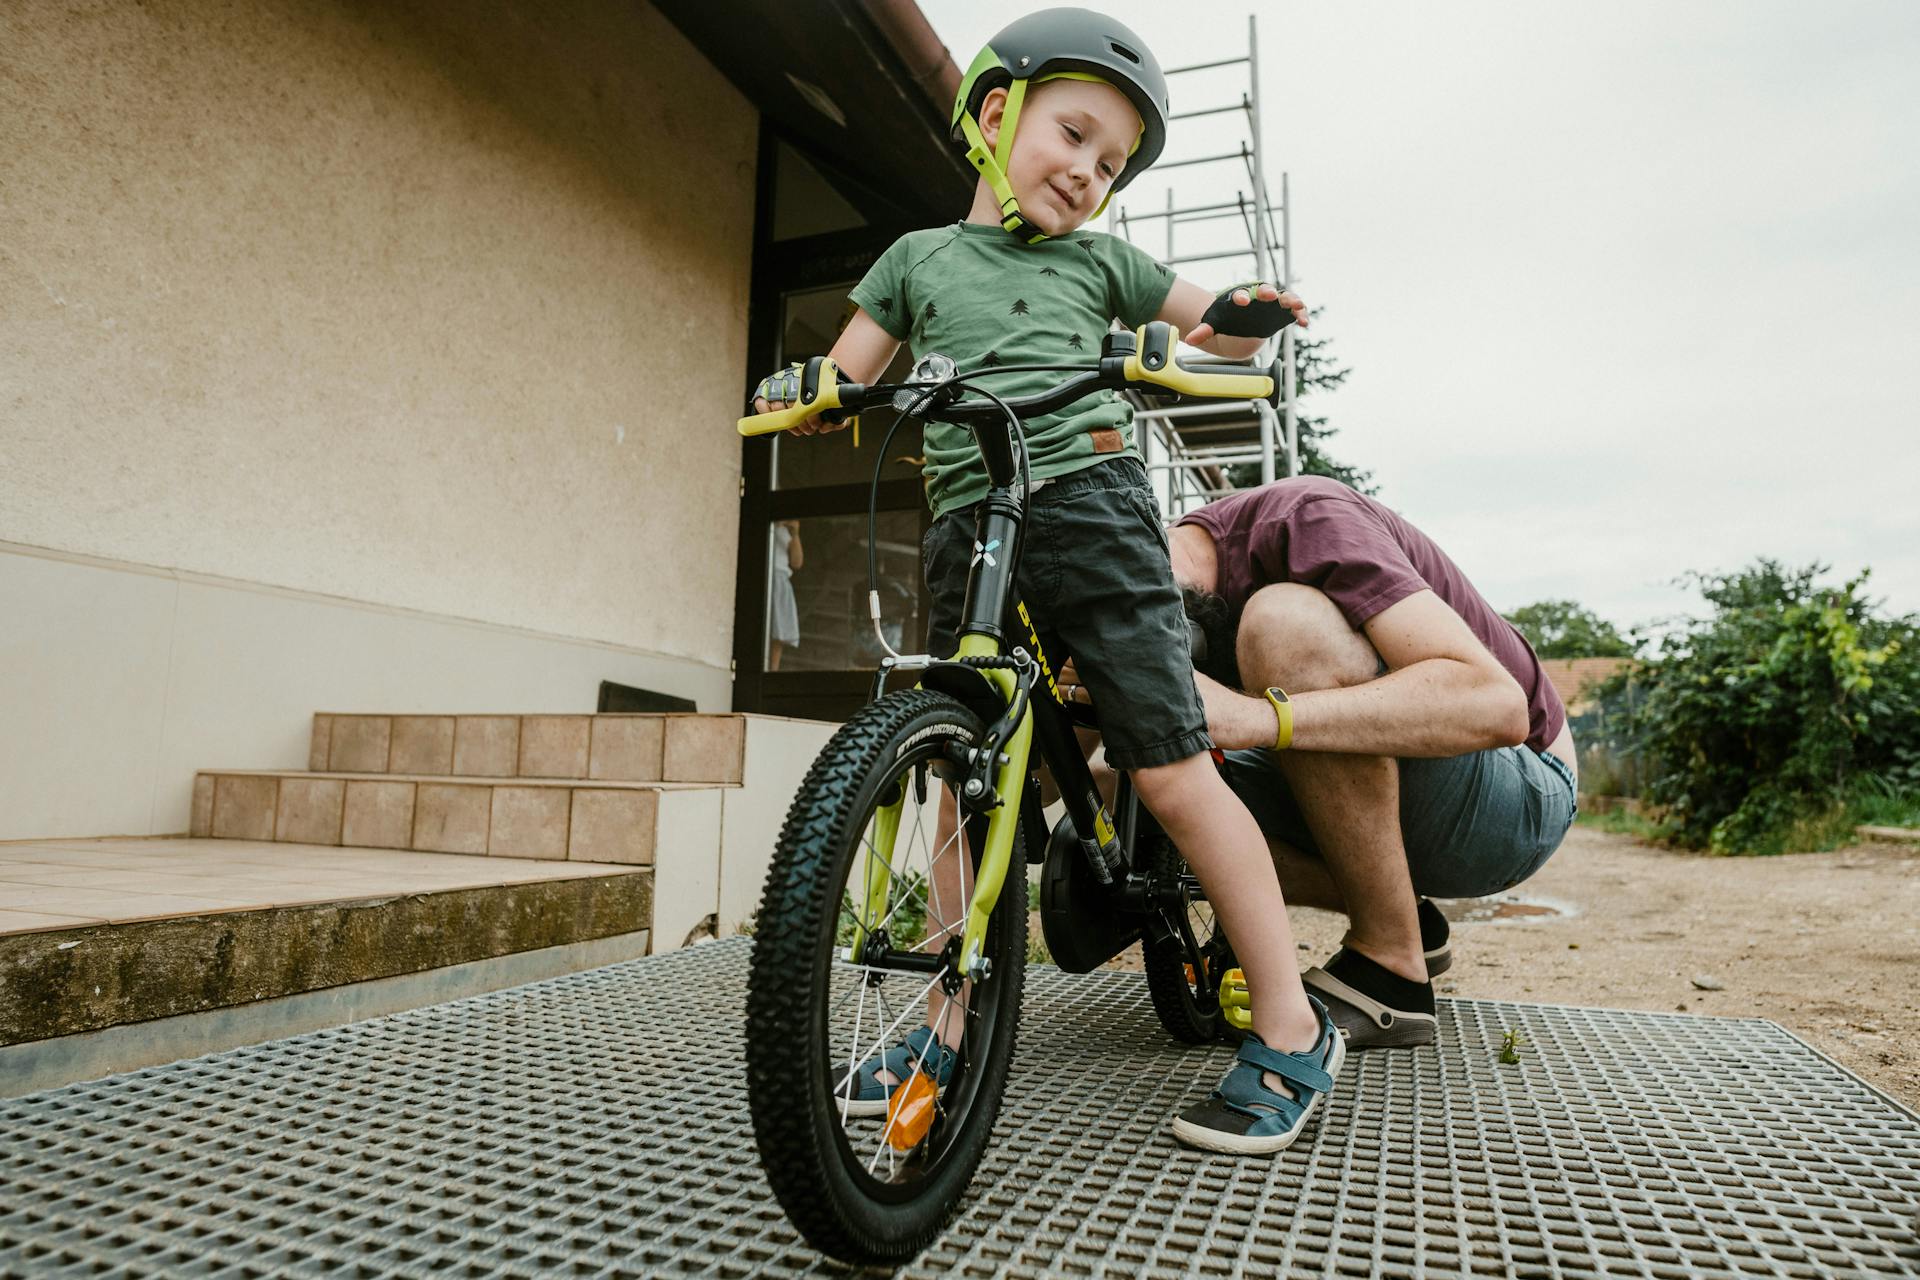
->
<box><xmin>1219</xmin><ymin>967</ymin><xmax>1253</xmax><ymax>1032</ymax></box>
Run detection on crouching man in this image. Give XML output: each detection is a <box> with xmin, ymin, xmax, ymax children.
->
<box><xmin>1172</xmin><ymin>477</ymin><xmax>1577</xmax><ymax>1048</ymax></box>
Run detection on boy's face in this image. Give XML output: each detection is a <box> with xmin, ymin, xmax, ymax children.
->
<box><xmin>982</xmin><ymin>78</ymin><xmax>1141</xmax><ymax>237</ymax></box>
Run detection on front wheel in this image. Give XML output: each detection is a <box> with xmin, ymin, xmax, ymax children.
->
<box><xmin>745</xmin><ymin>690</ymin><xmax>1028</xmax><ymax>1265</ymax></box>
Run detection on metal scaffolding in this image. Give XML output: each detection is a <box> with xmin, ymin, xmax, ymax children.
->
<box><xmin>1112</xmin><ymin>14</ymin><xmax>1297</xmax><ymax>518</ymax></box>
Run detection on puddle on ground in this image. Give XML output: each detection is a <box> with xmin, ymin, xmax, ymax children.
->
<box><xmin>1435</xmin><ymin>894</ymin><xmax>1574</xmax><ymax>924</ymax></box>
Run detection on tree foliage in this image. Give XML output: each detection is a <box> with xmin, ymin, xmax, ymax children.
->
<box><xmin>1597</xmin><ymin>560</ymin><xmax>1920</xmax><ymax>854</ymax></box>
<box><xmin>1504</xmin><ymin>599</ymin><xmax>1633</xmax><ymax>658</ymax></box>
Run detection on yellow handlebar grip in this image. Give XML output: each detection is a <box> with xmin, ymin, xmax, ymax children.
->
<box><xmin>1123</xmin><ymin>323</ymin><xmax>1277</xmax><ymax>404</ymax></box>
<box><xmin>737</xmin><ymin>356</ymin><xmax>848</xmax><ymax>436</ymax></box>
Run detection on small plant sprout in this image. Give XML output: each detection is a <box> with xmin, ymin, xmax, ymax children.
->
<box><xmin>1499</xmin><ymin>1029</ymin><xmax>1524</xmax><ymax>1065</ymax></box>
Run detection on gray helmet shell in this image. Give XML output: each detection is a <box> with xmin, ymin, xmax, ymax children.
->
<box><xmin>951</xmin><ymin>7</ymin><xmax>1170</xmax><ymax>193</ymax></box>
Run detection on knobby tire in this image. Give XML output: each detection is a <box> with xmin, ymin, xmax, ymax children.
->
<box><xmin>745</xmin><ymin>689</ymin><xmax>1027</xmax><ymax>1265</ymax></box>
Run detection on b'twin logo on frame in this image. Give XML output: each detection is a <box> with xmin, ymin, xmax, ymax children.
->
<box><xmin>896</xmin><ymin>723</ymin><xmax>972</xmax><ymax>759</ymax></box>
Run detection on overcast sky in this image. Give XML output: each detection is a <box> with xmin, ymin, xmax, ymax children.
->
<box><xmin>917</xmin><ymin>1</ymin><xmax>1920</xmax><ymax>633</ymax></box>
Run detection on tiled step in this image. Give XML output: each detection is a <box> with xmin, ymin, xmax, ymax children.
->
<box><xmin>191</xmin><ymin>771</ymin><xmax>724</xmax><ymax>867</ymax></box>
<box><xmin>308</xmin><ymin>713</ymin><xmax>746</xmax><ymax>784</ymax></box>
<box><xmin>184</xmin><ymin>712</ymin><xmax>837</xmax><ymax>957</ymax></box>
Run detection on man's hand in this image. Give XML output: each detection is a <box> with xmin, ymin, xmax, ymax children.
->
<box><xmin>1064</xmin><ymin>659</ymin><xmax>1282</xmax><ymax>752</ymax></box>
<box><xmin>1184</xmin><ymin>283</ymin><xmax>1308</xmax><ymax>349</ymax></box>
<box><xmin>1057</xmin><ymin>657</ymin><xmax>1092</xmax><ymax>707</ymax></box>
<box><xmin>1192</xmin><ymin>669</ymin><xmax>1284</xmax><ymax>752</ymax></box>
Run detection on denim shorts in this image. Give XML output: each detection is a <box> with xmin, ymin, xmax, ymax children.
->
<box><xmin>922</xmin><ymin>457</ymin><xmax>1211</xmax><ymax>771</ymax></box>
<box><xmin>1222</xmin><ymin>742</ymin><xmax>1578</xmax><ymax>899</ymax></box>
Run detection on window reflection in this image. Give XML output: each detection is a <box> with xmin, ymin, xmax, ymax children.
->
<box><xmin>772</xmin><ymin>285</ymin><xmax>920</xmax><ymax>491</ymax></box>
<box><xmin>766</xmin><ymin>513</ymin><xmax>923</xmax><ymax>672</ymax></box>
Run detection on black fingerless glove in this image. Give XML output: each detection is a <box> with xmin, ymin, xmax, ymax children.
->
<box><xmin>1199</xmin><ymin>283</ymin><xmax>1295</xmax><ymax>340</ymax></box>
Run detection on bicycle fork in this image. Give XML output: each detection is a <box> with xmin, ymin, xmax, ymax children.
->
<box><xmin>854</xmin><ymin>638</ymin><xmax>1032</xmax><ymax>982</ymax></box>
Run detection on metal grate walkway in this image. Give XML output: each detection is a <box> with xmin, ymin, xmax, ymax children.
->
<box><xmin>3</xmin><ymin>938</ymin><xmax>1917</xmax><ymax>1278</ymax></box>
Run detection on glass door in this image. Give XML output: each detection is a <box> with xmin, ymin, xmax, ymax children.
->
<box><xmin>733</xmin><ymin>188</ymin><xmax>931</xmax><ymax>721</ymax></box>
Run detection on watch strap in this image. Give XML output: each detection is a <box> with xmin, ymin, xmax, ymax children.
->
<box><xmin>1264</xmin><ymin>687</ymin><xmax>1293</xmax><ymax>751</ymax></box>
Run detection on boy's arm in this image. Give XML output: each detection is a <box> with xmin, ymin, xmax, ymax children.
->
<box><xmin>752</xmin><ymin>308</ymin><xmax>901</xmax><ymax>436</ymax></box>
<box><xmin>1157</xmin><ymin>277</ymin><xmax>1307</xmax><ymax>360</ymax></box>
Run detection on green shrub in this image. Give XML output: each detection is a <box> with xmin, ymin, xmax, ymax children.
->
<box><xmin>1574</xmin><ymin>806</ymin><xmax>1662</xmax><ymax>841</ymax></box>
<box><xmin>1597</xmin><ymin>560</ymin><xmax>1920</xmax><ymax>854</ymax></box>
<box><xmin>1851</xmin><ymin>773</ymin><xmax>1920</xmax><ymax>829</ymax></box>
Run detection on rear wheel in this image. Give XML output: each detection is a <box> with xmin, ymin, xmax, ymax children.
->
<box><xmin>745</xmin><ymin>690</ymin><xmax>1027</xmax><ymax>1265</ymax></box>
<box><xmin>1140</xmin><ymin>827</ymin><xmax>1236</xmax><ymax>1043</ymax></box>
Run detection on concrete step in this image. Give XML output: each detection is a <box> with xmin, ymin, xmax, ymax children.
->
<box><xmin>190</xmin><ymin>770</ymin><xmax>724</xmax><ymax>868</ymax></box>
<box><xmin>0</xmin><ymin>839</ymin><xmax>650</xmax><ymax>1053</ymax></box>
<box><xmin>309</xmin><ymin>712</ymin><xmax>746</xmax><ymax>783</ymax></box>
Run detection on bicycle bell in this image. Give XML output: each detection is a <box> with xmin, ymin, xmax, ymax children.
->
<box><xmin>895</xmin><ymin>352</ymin><xmax>958</xmax><ymax>412</ymax></box>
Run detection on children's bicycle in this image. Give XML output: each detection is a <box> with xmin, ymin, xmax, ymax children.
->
<box><xmin>737</xmin><ymin>323</ymin><xmax>1280</xmax><ymax>1264</ymax></box>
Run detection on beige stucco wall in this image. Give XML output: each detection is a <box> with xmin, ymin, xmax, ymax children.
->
<box><xmin>0</xmin><ymin>0</ymin><xmax>755</xmax><ymax>666</ymax></box>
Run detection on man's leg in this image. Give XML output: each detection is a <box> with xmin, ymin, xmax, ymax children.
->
<box><xmin>1267</xmin><ymin>837</ymin><xmax>1346</xmax><ymax>912</ymax></box>
<box><xmin>1236</xmin><ymin>583</ymin><xmax>1426</xmax><ymax>983</ymax></box>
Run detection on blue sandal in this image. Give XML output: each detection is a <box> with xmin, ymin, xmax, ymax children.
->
<box><xmin>831</xmin><ymin>1025</ymin><xmax>958</xmax><ymax>1118</ymax></box>
<box><xmin>1171</xmin><ymin>996</ymin><xmax>1345</xmax><ymax>1155</ymax></box>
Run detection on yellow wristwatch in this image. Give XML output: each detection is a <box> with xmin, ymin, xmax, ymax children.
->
<box><xmin>1264</xmin><ymin>686</ymin><xmax>1293</xmax><ymax>751</ymax></box>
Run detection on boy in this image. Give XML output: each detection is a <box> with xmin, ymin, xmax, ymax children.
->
<box><xmin>754</xmin><ymin>8</ymin><xmax>1334</xmax><ymax>1155</ymax></box>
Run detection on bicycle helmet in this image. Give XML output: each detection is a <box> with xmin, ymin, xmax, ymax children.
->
<box><xmin>951</xmin><ymin>7</ymin><xmax>1170</xmax><ymax>244</ymax></box>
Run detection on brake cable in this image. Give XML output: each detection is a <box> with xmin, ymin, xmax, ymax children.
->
<box><xmin>864</xmin><ymin>370</ymin><xmax>1035</xmax><ymax>664</ymax></box>
<box><xmin>865</xmin><ymin>376</ymin><xmax>950</xmax><ymax>662</ymax></box>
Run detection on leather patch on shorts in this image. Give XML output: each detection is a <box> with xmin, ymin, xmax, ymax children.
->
<box><xmin>1088</xmin><ymin>428</ymin><xmax>1124</xmax><ymax>453</ymax></box>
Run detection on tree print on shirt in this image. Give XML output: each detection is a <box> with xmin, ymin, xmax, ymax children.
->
<box><xmin>980</xmin><ymin>351</ymin><xmax>1001</xmax><ymax>367</ymax></box>
<box><xmin>1039</xmin><ymin>266</ymin><xmax>1060</xmax><ymax>277</ymax></box>
<box><xmin>924</xmin><ymin>301</ymin><xmax>939</xmax><ymax>321</ymax></box>
<box><xmin>1009</xmin><ymin>299</ymin><xmax>1030</xmax><ymax>316</ymax></box>
<box><xmin>1067</xmin><ymin>333</ymin><xmax>1085</xmax><ymax>350</ymax></box>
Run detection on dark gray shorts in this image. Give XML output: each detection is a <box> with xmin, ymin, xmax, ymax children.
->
<box><xmin>923</xmin><ymin>457</ymin><xmax>1211</xmax><ymax>772</ymax></box>
<box><xmin>1222</xmin><ymin>743</ymin><xmax>1577</xmax><ymax>899</ymax></box>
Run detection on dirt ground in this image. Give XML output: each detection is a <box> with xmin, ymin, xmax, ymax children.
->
<box><xmin>1105</xmin><ymin>825</ymin><xmax>1920</xmax><ymax>1111</ymax></box>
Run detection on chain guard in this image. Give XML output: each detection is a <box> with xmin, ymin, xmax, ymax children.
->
<box><xmin>1038</xmin><ymin>813</ymin><xmax>1142</xmax><ymax>972</ymax></box>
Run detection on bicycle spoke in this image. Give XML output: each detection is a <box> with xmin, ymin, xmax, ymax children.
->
<box><xmin>837</xmin><ymin>967</ymin><xmax>870</xmax><ymax>1117</ymax></box>
<box><xmin>873</xmin><ymin>984</ymin><xmax>898</xmax><ymax>1048</ymax></box>
<box><xmin>915</xmin><ymin>799</ymin><xmax>967</xmax><ymax>940</ymax></box>
<box><xmin>918</xmin><ymin>917</ymin><xmax>965</xmax><ymax>950</ymax></box>
<box><xmin>829</xmin><ymin>974</ymin><xmax>864</xmax><ymax>1018</ymax></box>
<box><xmin>837</xmin><ymin>970</ymin><xmax>945</xmax><ymax>1115</ymax></box>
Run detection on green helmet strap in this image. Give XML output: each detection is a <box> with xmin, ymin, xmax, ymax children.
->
<box><xmin>961</xmin><ymin>71</ymin><xmax>1138</xmax><ymax>244</ymax></box>
<box><xmin>960</xmin><ymin>78</ymin><xmax>1047</xmax><ymax>244</ymax></box>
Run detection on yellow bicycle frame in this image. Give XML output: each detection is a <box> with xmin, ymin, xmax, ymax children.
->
<box><xmin>852</xmin><ymin>631</ymin><xmax>1030</xmax><ymax>978</ymax></box>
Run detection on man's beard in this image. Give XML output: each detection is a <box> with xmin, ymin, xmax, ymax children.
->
<box><xmin>1181</xmin><ymin>587</ymin><xmax>1242</xmax><ymax>691</ymax></box>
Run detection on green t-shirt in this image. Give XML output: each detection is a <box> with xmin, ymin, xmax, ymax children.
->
<box><xmin>849</xmin><ymin>222</ymin><xmax>1175</xmax><ymax>518</ymax></box>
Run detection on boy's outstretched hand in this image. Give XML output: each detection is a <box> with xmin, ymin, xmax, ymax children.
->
<box><xmin>1183</xmin><ymin>283</ymin><xmax>1308</xmax><ymax>349</ymax></box>
<box><xmin>750</xmin><ymin>363</ymin><xmax>848</xmax><ymax>437</ymax></box>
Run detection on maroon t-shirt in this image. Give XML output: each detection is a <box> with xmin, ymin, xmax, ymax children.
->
<box><xmin>1176</xmin><ymin>477</ymin><xmax>1566</xmax><ymax>753</ymax></box>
